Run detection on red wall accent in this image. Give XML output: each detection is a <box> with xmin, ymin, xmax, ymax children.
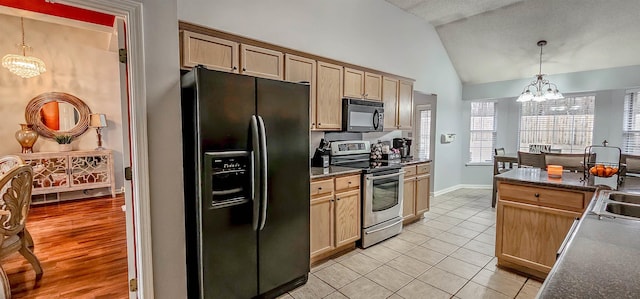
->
<box><xmin>0</xmin><ymin>0</ymin><xmax>115</xmax><ymax>27</ymax></box>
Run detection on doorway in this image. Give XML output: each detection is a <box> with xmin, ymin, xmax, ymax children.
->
<box><xmin>413</xmin><ymin>92</ymin><xmax>437</xmax><ymax>191</ymax></box>
<box><xmin>0</xmin><ymin>0</ymin><xmax>149</xmax><ymax>297</ymax></box>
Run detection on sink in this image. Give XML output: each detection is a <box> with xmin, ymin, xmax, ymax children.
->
<box><xmin>605</xmin><ymin>202</ymin><xmax>640</xmax><ymax>218</ymax></box>
<box><xmin>608</xmin><ymin>193</ymin><xmax>640</xmax><ymax>205</ymax></box>
<box><xmin>592</xmin><ymin>190</ymin><xmax>640</xmax><ymax>221</ymax></box>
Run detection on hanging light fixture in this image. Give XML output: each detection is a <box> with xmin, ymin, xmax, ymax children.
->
<box><xmin>2</xmin><ymin>17</ymin><xmax>46</xmax><ymax>79</ymax></box>
<box><xmin>516</xmin><ymin>40</ymin><xmax>563</xmax><ymax>102</ymax></box>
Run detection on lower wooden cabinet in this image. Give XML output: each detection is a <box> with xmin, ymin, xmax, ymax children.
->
<box><xmin>496</xmin><ymin>182</ymin><xmax>591</xmax><ymax>279</ymax></box>
<box><xmin>310</xmin><ymin>174</ymin><xmax>361</xmax><ymax>263</ymax></box>
<box><xmin>310</xmin><ymin>194</ymin><xmax>334</xmax><ymax>257</ymax></box>
<box><xmin>402</xmin><ymin>162</ymin><xmax>431</xmax><ymax>223</ymax></box>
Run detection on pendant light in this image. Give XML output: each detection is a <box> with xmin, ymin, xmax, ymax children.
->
<box><xmin>516</xmin><ymin>40</ymin><xmax>563</xmax><ymax>102</ymax></box>
<box><xmin>2</xmin><ymin>17</ymin><xmax>46</xmax><ymax>79</ymax></box>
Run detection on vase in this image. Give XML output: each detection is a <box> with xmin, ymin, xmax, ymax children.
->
<box><xmin>15</xmin><ymin>124</ymin><xmax>38</xmax><ymax>153</ymax></box>
<box><xmin>58</xmin><ymin>144</ymin><xmax>72</xmax><ymax>152</ymax></box>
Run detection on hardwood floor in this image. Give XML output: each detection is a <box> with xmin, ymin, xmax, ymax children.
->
<box><xmin>4</xmin><ymin>195</ymin><xmax>129</xmax><ymax>298</ymax></box>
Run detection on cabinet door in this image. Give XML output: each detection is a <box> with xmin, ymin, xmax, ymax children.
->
<box><xmin>402</xmin><ymin>178</ymin><xmax>416</xmax><ymax>220</ymax></box>
<box><xmin>364</xmin><ymin>72</ymin><xmax>382</xmax><ymax>101</ymax></box>
<box><xmin>180</xmin><ymin>31</ymin><xmax>239</xmax><ymax>72</ymax></box>
<box><xmin>398</xmin><ymin>80</ymin><xmax>413</xmax><ymax>130</ymax></box>
<box><xmin>335</xmin><ymin>190</ymin><xmax>360</xmax><ymax>247</ymax></box>
<box><xmin>311</xmin><ymin>194</ymin><xmax>334</xmax><ymax>257</ymax></box>
<box><xmin>415</xmin><ymin>174</ymin><xmax>430</xmax><ymax>216</ymax></box>
<box><xmin>240</xmin><ymin>44</ymin><xmax>284</xmax><ymax>80</ymax></box>
<box><xmin>343</xmin><ymin>68</ymin><xmax>364</xmax><ymax>98</ymax></box>
<box><xmin>316</xmin><ymin>61</ymin><xmax>343</xmax><ymax>130</ymax></box>
<box><xmin>496</xmin><ymin>200</ymin><xmax>579</xmax><ymax>275</ymax></box>
<box><xmin>285</xmin><ymin>54</ymin><xmax>317</xmax><ymax>130</ymax></box>
<box><xmin>382</xmin><ymin>77</ymin><xmax>399</xmax><ymax>130</ymax></box>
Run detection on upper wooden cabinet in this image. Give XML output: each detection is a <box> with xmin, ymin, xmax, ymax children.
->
<box><xmin>285</xmin><ymin>54</ymin><xmax>317</xmax><ymax>130</ymax></box>
<box><xmin>344</xmin><ymin>68</ymin><xmax>364</xmax><ymax>98</ymax></box>
<box><xmin>344</xmin><ymin>68</ymin><xmax>382</xmax><ymax>101</ymax></box>
<box><xmin>180</xmin><ymin>30</ymin><xmax>239</xmax><ymax>72</ymax></box>
<box><xmin>364</xmin><ymin>72</ymin><xmax>382</xmax><ymax>101</ymax></box>
<box><xmin>398</xmin><ymin>80</ymin><xmax>413</xmax><ymax>130</ymax></box>
<box><xmin>316</xmin><ymin>61</ymin><xmax>343</xmax><ymax>130</ymax></box>
<box><xmin>240</xmin><ymin>44</ymin><xmax>284</xmax><ymax>80</ymax></box>
<box><xmin>382</xmin><ymin>77</ymin><xmax>399</xmax><ymax>130</ymax></box>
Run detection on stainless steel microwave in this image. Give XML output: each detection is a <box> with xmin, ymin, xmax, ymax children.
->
<box><xmin>342</xmin><ymin>98</ymin><xmax>384</xmax><ymax>132</ymax></box>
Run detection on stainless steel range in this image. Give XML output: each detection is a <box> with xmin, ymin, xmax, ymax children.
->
<box><xmin>330</xmin><ymin>140</ymin><xmax>404</xmax><ymax>248</ymax></box>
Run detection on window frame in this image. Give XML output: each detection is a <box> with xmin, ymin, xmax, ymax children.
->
<box><xmin>467</xmin><ymin>100</ymin><xmax>497</xmax><ymax>165</ymax></box>
<box><xmin>517</xmin><ymin>93</ymin><xmax>595</xmax><ymax>154</ymax></box>
<box><xmin>622</xmin><ymin>89</ymin><xmax>640</xmax><ymax>155</ymax></box>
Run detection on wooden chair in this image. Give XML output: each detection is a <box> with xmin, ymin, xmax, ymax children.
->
<box><xmin>621</xmin><ymin>154</ymin><xmax>640</xmax><ymax>176</ymax></box>
<box><xmin>517</xmin><ymin>151</ymin><xmax>545</xmax><ymax>169</ymax></box>
<box><xmin>0</xmin><ymin>165</ymin><xmax>43</xmax><ymax>281</ymax></box>
<box><xmin>543</xmin><ymin>153</ymin><xmax>590</xmax><ymax>172</ymax></box>
<box><xmin>494</xmin><ymin>148</ymin><xmax>505</xmax><ymax>156</ymax></box>
<box><xmin>492</xmin><ymin>155</ymin><xmax>515</xmax><ymax>208</ymax></box>
<box><xmin>0</xmin><ymin>156</ymin><xmax>33</xmax><ymax>250</ymax></box>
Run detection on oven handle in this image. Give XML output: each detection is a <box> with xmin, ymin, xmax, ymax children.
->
<box><xmin>365</xmin><ymin>219</ymin><xmax>403</xmax><ymax>234</ymax></box>
<box><xmin>365</xmin><ymin>171</ymin><xmax>405</xmax><ymax>181</ymax></box>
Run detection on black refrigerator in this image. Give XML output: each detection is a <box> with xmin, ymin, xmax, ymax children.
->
<box><xmin>181</xmin><ymin>67</ymin><xmax>310</xmax><ymax>299</ymax></box>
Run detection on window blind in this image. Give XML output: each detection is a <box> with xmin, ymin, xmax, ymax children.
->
<box><xmin>417</xmin><ymin>106</ymin><xmax>432</xmax><ymax>160</ymax></box>
<box><xmin>623</xmin><ymin>91</ymin><xmax>640</xmax><ymax>154</ymax></box>
<box><xmin>518</xmin><ymin>95</ymin><xmax>595</xmax><ymax>153</ymax></box>
<box><xmin>469</xmin><ymin>101</ymin><xmax>496</xmax><ymax>163</ymax></box>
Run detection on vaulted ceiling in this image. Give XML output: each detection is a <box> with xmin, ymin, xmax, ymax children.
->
<box><xmin>386</xmin><ymin>0</ymin><xmax>640</xmax><ymax>85</ymax></box>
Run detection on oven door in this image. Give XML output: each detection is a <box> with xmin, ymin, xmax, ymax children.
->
<box><xmin>363</xmin><ymin>170</ymin><xmax>404</xmax><ymax>228</ymax></box>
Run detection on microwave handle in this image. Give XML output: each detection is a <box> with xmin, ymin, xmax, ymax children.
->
<box><xmin>373</xmin><ymin>110</ymin><xmax>380</xmax><ymax>130</ymax></box>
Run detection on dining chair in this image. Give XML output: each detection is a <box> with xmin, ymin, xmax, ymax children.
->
<box><xmin>0</xmin><ymin>165</ymin><xmax>43</xmax><ymax>281</ymax></box>
<box><xmin>494</xmin><ymin>148</ymin><xmax>505</xmax><ymax>156</ymax></box>
<box><xmin>0</xmin><ymin>156</ymin><xmax>33</xmax><ymax>250</ymax></box>
<box><xmin>493</xmin><ymin>154</ymin><xmax>515</xmax><ymax>208</ymax></box>
<box><xmin>517</xmin><ymin>151</ymin><xmax>546</xmax><ymax>169</ymax></box>
<box><xmin>543</xmin><ymin>153</ymin><xmax>588</xmax><ymax>172</ymax></box>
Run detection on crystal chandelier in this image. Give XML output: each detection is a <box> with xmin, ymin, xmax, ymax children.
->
<box><xmin>516</xmin><ymin>40</ymin><xmax>563</xmax><ymax>102</ymax></box>
<box><xmin>2</xmin><ymin>17</ymin><xmax>46</xmax><ymax>79</ymax></box>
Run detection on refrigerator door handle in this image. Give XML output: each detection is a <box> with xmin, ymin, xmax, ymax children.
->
<box><xmin>257</xmin><ymin>115</ymin><xmax>268</xmax><ymax>230</ymax></box>
<box><xmin>250</xmin><ymin>115</ymin><xmax>261</xmax><ymax>231</ymax></box>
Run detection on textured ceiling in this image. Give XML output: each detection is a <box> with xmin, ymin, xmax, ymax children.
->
<box><xmin>386</xmin><ymin>0</ymin><xmax>640</xmax><ymax>84</ymax></box>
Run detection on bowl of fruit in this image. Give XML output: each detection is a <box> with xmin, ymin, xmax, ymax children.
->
<box><xmin>589</xmin><ymin>164</ymin><xmax>619</xmax><ymax>178</ymax></box>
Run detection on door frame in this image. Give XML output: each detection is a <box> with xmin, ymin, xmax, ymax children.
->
<box><xmin>57</xmin><ymin>0</ymin><xmax>153</xmax><ymax>297</ymax></box>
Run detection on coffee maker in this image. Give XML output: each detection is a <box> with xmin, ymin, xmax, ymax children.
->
<box><xmin>393</xmin><ymin>138</ymin><xmax>412</xmax><ymax>159</ymax></box>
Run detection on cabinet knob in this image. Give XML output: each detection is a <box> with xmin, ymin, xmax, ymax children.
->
<box><xmin>318</xmin><ymin>123</ymin><xmax>322</xmax><ymax>126</ymax></box>
<box><xmin>242</xmin><ymin>68</ymin><xmax>246</xmax><ymax>71</ymax></box>
<box><xmin>232</xmin><ymin>66</ymin><xmax>237</xmax><ymax>70</ymax></box>
<box><xmin>331</xmin><ymin>199</ymin><xmax>334</xmax><ymax>202</ymax></box>
<box><xmin>336</xmin><ymin>198</ymin><xmax>340</xmax><ymax>201</ymax></box>
<box><xmin>534</xmin><ymin>193</ymin><xmax>540</xmax><ymax>197</ymax></box>
<box><xmin>318</xmin><ymin>187</ymin><xmax>322</xmax><ymax>190</ymax></box>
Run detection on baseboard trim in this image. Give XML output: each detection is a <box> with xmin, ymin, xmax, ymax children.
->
<box><xmin>434</xmin><ymin>184</ymin><xmax>492</xmax><ymax>197</ymax></box>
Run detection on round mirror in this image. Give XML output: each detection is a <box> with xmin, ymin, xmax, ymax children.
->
<box><xmin>25</xmin><ymin>92</ymin><xmax>91</xmax><ymax>139</ymax></box>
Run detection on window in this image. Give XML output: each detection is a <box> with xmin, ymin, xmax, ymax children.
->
<box><xmin>518</xmin><ymin>95</ymin><xmax>595</xmax><ymax>153</ymax></box>
<box><xmin>469</xmin><ymin>101</ymin><xmax>496</xmax><ymax>163</ymax></box>
<box><xmin>623</xmin><ymin>90</ymin><xmax>640</xmax><ymax>154</ymax></box>
<box><xmin>416</xmin><ymin>105</ymin><xmax>432</xmax><ymax>160</ymax></box>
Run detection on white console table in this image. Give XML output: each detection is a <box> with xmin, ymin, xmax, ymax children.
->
<box><xmin>17</xmin><ymin>150</ymin><xmax>116</xmax><ymax>203</ymax></box>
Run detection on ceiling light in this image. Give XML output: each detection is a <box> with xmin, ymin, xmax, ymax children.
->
<box><xmin>1</xmin><ymin>17</ymin><xmax>46</xmax><ymax>79</ymax></box>
<box><xmin>516</xmin><ymin>40</ymin><xmax>563</xmax><ymax>103</ymax></box>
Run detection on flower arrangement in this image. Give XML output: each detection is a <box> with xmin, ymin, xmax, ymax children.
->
<box><xmin>54</xmin><ymin>134</ymin><xmax>73</xmax><ymax>144</ymax></box>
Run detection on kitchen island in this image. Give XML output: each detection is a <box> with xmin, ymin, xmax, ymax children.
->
<box><xmin>495</xmin><ymin>169</ymin><xmax>640</xmax><ymax>297</ymax></box>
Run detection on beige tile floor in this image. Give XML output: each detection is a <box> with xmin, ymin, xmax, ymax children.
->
<box><xmin>283</xmin><ymin>188</ymin><xmax>543</xmax><ymax>299</ymax></box>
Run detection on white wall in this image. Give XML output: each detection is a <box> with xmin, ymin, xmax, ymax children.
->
<box><xmin>0</xmin><ymin>14</ymin><xmax>125</xmax><ymax>190</ymax></box>
<box><xmin>177</xmin><ymin>0</ymin><xmax>463</xmax><ymax>192</ymax></box>
<box><xmin>459</xmin><ymin>65</ymin><xmax>640</xmax><ymax>185</ymax></box>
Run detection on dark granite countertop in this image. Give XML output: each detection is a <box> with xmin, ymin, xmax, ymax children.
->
<box><xmin>310</xmin><ymin>166</ymin><xmax>361</xmax><ymax>180</ymax></box>
<box><xmin>538</xmin><ymin>200</ymin><xmax>640</xmax><ymax>298</ymax></box>
<box><xmin>495</xmin><ymin>168</ymin><xmax>640</xmax><ymax>192</ymax></box>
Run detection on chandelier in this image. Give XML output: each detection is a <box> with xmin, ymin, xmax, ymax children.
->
<box><xmin>2</xmin><ymin>17</ymin><xmax>46</xmax><ymax>79</ymax></box>
<box><xmin>516</xmin><ymin>40</ymin><xmax>563</xmax><ymax>102</ymax></box>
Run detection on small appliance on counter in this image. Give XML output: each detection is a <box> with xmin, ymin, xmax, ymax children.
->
<box><xmin>312</xmin><ymin>138</ymin><xmax>331</xmax><ymax>168</ymax></box>
<box><xmin>393</xmin><ymin>138</ymin><xmax>413</xmax><ymax>159</ymax></box>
